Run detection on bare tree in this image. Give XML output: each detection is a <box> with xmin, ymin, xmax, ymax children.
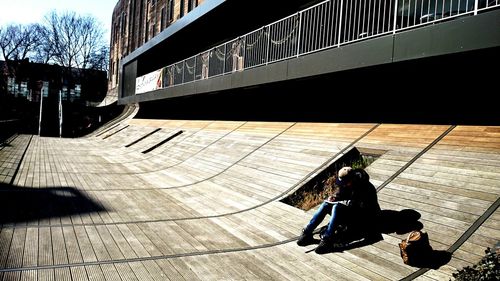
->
<box><xmin>0</xmin><ymin>24</ymin><xmax>46</xmax><ymax>83</ymax></box>
<box><xmin>0</xmin><ymin>11</ymin><xmax>109</xmax><ymax>101</ymax></box>
<box><xmin>0</xmin><ymin>25</ymin><xmax>22</xmax><ymax>62</ymax></box>
<box><xmin>1</xmin><ymin>11</ymin><xmax>108</xmax><ymax>71</ymax></box>
<box><xmin>0</xmin><ymin>24</ymin><xmax>44</xmax><ymax>62</ymax></box>
<box><xmin>44</xmin><ymin>11</ymin><xmax>108</xmax><ymax>71</ymax></box>
<box><xmin>41</xmin><ymin>10</ymin><xmax>110</xmax><ymax>99</ymax></box>
<box><xmin>88</xmin><ymin>45</ymin><xmax>110</xmax><ymax>73</ymax></box>
<box><xmin>13</xmin><ymin>24</ymin><xmax>44</xmax><ymax>61</ymax></box>
<box><xmin>33</xmin><ymin>26</ymin><xmax>54</xmax><ymax>64</ymax></box>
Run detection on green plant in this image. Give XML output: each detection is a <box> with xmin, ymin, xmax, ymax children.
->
<box><xmin>451</xmin><ymin>247</ymin><xmax>499</xmax><ymax>281</ymax></box>
<box><xmin>351</xmin><ymin>155</ymin><xmax>377</xmax><ymax>170</ymax></box>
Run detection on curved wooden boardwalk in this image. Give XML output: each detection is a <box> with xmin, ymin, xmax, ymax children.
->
<box><xmin>0</xmin><ymin>120</ymin><xmax>499</xmax><ymax>280</ymax></box>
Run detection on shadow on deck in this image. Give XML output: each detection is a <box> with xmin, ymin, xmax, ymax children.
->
<box><xmin>0</xmin><ymin>182</ymin><xmax>107</xmax><ymax>225</ymax></box>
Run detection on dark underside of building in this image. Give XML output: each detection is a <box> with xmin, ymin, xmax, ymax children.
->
<box><xmin>135</xmin><ymin>46</ymin><xmax>500</xmax><ymax>125</ymax></box>
<box><xmin>120</xmin><ymin>0</ymin><xmax>500</xmax><ymax>125</ymax></box>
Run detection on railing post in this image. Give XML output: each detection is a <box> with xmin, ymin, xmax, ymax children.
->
<box><xmin>474</xmin><ymin>0</ymin><xmax>479</xmax><ymax>15</ymax></box>
<box><xmin>266</xmin><ymin>25</ymin><xmax>271</xmax><ymax>65</ymax></box>
<box><xmin>393</xmin><ymin>0</ymin><xmax>399</xmax><ymax>34</ymax></box>
<box><xmin>242</xmin><ymin>38</ymin><xmax>246</xmax><ymax>71</ymax></box>
<box><xmin>38</xmin><ymin>88</ymin><xmax>44</xmax><ymax>136</ymax></box>
<box><xmin>206</xmin><ymin>52</ymin><xmax>210</xmax><ymax>79</ymax></box>
<box><xmin>182</xmin><ymin>61</ymin><xmax>185</xmax><ymax>84</ymax></box>
<box><xmin>223</xmin><ymin>44</ymin><xmax>226</xmax><ymax>75</ymax></box>
<box><xmin>338</xmin><ymin>0</ymin><xmax>344</xmax><ymax>47</ymax></box>
<box><xmin>296</xmin><ymin>12</ymin><xmax>302</xmax><ymax>57</ymax></box>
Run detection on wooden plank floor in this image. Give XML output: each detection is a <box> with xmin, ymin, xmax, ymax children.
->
<box><xmin>0</xmin><ymin>120</ymin><xmax>499</xmax><ymax>280</ymax></box>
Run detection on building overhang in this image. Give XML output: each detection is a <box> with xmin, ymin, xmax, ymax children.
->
<box><xmin>118</xmin><ymin>0</ymin><xmax>324</xmax><ymax>100</ymax></box>
<box><xmin>121</xmin><ymin>0</ymin><xmax>226</xmax><ymax>68</ymax></box>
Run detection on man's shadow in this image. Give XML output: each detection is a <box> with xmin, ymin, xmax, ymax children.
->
<box><xmin>311</xmin><ymin>209</ymin><xmax>451</xmax><ymax>269</ymax></box>
<box><xmin>378</xmin><ymin>209</ymin><xmax>424</xmax><ymax>235</ymax></box>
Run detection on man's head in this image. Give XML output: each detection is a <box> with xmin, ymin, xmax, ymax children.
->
<box><xmin>335</xmin><ymin>166</ymin><xmax>353</xmax><ymax>187</ymax></box>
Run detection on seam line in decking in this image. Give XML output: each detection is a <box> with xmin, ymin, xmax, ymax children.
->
<box><xmin>3</xmin><ymin>198</ymin><xmax>498</xmax><ymax>274</ymax></box>
<box><xmin>103</xmin><ymin>119</ymin><xmax>214</xmax><ymax>164</ymax></box>
<box><xmin>94</xmin><ymin>124</ymin><xmax>121</xmax><ymax>137</ymax></box>
<box><xmin>132</xmin><ymin>122</ymin><xmax>299</xmax><ymax>188</ymax></box>
<box><xmin>67</xmin><ymin>122</ymin><xmax>377</xmax><ymax>188</ymax></box>
<box><xmin>376</xmin><ymin>125</ymin><xmax>456</xmax><ymax>192</ymax></box>
<box><xmin>1</xmin><ymin>124</ymin><xmax>380</xmax><ymax>229</ymax></box>
<box><xmin>400</xmin><ymin>196</ymin><xmax>500</xmax><ymax>281</ymax></box>
<box><xmin>3</xmin><ymin>123</ymin><xmax>492</xmax><ymax>275</ymax></box>
<box><xmin>92</xmin><ymin>104</ymin><xmax>138</xmax><ymax>137</ymax></box>
<box><xmin>102</xmin><ymin>125</ymin><xmax>129</xmax><ymax>140</ymax></box>
<box><xmin>124</xmin><ymin>128</ymin><xmax>162</xmax><ymax>147</ymax></box>
<box><xmin>30</xmin><ymin>121</ymin><xmax>244</xmax><ymax>175</ymax></box>
<box><xmin>9</xmin><ymin>135</ymin><xmax>33</xmax><ymax>186</ymax></box>
<box><xmin>0</xmin><ymin>237</ymin><xmax>298</xmax><ymax>273</ymax></box>
<box><xmin>141</xmin><ymin>130</ymin><xmax>184</xmax><ymax>153</ymax></box>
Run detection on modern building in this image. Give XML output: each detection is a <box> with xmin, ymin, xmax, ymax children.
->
<box><xmin>109</xmin><ymin>0</ymin><xmax>500</xmax><ymax>124</ymax></box>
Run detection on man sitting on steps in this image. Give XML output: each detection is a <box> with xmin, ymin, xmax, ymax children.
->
<box><xmin>297</xmin><ymin>166</ymin><xmax>382</xmax><ymax>254</ymax></box>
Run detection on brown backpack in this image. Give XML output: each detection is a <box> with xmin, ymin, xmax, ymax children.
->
<box><xmin>399</xmin><ymin>230</ymin><xmax>432</xmax><ymax>265</ymax></box>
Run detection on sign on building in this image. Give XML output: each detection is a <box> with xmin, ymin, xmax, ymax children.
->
<box><xmin>135</xmin><ymin>69</ymin><xmax>163</xmax><ymax>94</ymax></box>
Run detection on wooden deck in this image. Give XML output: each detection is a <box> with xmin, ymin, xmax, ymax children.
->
<box><xmin>0</xmin><ymin>120</ymin><xmax>499</xmax><ymax>280</ymax></box>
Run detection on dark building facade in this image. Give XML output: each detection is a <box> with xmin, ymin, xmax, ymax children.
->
<box><xmin>109</xmin><ymin>0</ymin><xmax>205</xmax><ymax>93</ymax></box>
<box><xmin>0</xmin><ymin>60</ymin><xmax>113</xmax><ymax>137</ymax></box>
<box><xmin>1</xmin><ymin>60</ymin><xmax>107</xmax><ymax>103</ymax></box>
<box><xmin>110</xmin><ymin>0</ymin><xmax>500</xmax><ymax>124</ymax></box>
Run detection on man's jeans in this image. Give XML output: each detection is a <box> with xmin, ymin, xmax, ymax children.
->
<box><xmin>303</xmin><ymin>201</ymin><xmax>349</xmax><ymax>240</ymax></box>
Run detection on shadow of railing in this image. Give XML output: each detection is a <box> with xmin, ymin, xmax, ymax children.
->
<box><xmin>0</xmin><ymin>182</ymin><xmax>107</xmax><ymax>225</ymax></box>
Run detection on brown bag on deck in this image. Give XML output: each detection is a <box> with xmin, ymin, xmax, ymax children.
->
<box><xmin>399</xmin><ymin>230</ymin><xmax>432</xmax><ymax>265</ymax></box>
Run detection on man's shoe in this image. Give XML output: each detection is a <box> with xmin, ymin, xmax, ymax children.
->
<box><xmin>297</xmin><ymin>229</ymin><xmax>314</xmax><ymax>246</ymax></box>
<box><xmin>364</xmin><ymin>233</ymin><xmax>383</xmax><ymax>244</ymax></box>
<box><xmin>315</xmin><ymin>238</ymin><xmax>332</xmax><ymax>254</ymax></box>
<box><xmin>315</xmin><ymin>236</ymin><xmax>348</xmax><ymax>254</ymax></box>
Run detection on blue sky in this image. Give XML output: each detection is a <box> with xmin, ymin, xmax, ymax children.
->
<box><xmin>0</xmin><ymin>0</ymin><xmax>117</xmax><ymax>43</ymax></box>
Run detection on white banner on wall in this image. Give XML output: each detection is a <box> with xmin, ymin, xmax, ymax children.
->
<box><xmin>135</xmin><ymin>69</ymin><xmax>163</xmax><ymax>94</ymax></box>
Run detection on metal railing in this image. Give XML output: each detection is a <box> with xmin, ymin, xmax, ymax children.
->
<box><xmin>135</xmin><ymin>0</ymin><xmax>499</xmax><ymax>94</ymax></box>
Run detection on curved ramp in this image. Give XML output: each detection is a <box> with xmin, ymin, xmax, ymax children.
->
<box><xmin>0</xmin><ymin>121</ymin><xmax>498</xmax><ymax>280</ymax></box>
<box><xmin>87</xmin><ymin>87</ymin><xmax>119</xmax><ymax>108</ymax></box>
<box><xmin>86</xmin><ymin>103</ymin><xmax>140</xmax><ymax>138</ymax></box>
